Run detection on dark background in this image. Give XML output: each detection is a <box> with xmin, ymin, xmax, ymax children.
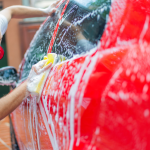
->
<box><xmin>0</xmin><ymin>35</ymin><xmax>9</xmax><ymax>98</ymax></box>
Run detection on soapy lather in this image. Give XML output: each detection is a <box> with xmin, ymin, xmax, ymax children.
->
<box><xmin>27</xmin><ymin>53</ymin><xmax>59</xmax><ymax>100</ymax></box>
<box><xmin>27</xmin><ymin>59</ymin><xmax>52</xmax><ymax>97</ymax></box>
<box><xmin>27</xmin><ymin>53</ymin><xmax>66</xmax><ymax>101</ymax></box>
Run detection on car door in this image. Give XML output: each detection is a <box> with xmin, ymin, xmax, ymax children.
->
<box><xmin>11</xmin><ymin>0</ymin><xmax>111</xmax><ymax>149</ymax></box>
<box><xmin>11</xmin><ymin>0</ymin><xmax>150</xmax><ymax>149</ymax></box>
<box><xmin>37</xmin><ymin>0</ymin><xmax>150</xmax><ymax>150</ymax></box>
<box><xmin>10</xmin><ymin>5</ymin><xmax>62</xmax><ymax>150</ymax></box>
<box><xmin>39</xmin><ymin>0</ymin><xmax>150</xmax><ymax>150</ymax></box>
<box><xmin>38</xmin><ymin>0</ymin><xmax>113</xmax><ymax>149</ymax></box>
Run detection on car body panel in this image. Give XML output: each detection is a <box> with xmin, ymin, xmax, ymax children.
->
<box><xmin>10</xmin><ymin>0</ymin><xmax>150</xmax><ymax>149</ymax></box>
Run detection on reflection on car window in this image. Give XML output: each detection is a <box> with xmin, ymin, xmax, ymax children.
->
<box><xmin>19</xmin><ymin>0</ymin><xmax>111</xmax><ymax>81</ymax></box>
<box><xmin>52</xmin><ymin>0</ymin><xmax>111</xmax><ymax>59</ymax></box>
<box><xmin>19</xmin><ymin>16</ymin><xmax>59</xmax><ymax>81</ymax></box>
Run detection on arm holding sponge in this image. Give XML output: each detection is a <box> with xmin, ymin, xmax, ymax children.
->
<box><xmin>27</xmin><ymin>53</ymin><xmax>57</xmax><ymax>102</ymax></box>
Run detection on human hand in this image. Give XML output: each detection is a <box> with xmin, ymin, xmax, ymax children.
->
<box><xmin>26</xmin><ymin>60</ymin><xmax>52</xmax><ymax>97</ymax></box>
<box><xmin>44</xmin><ymin>0</ymin><xmax>61</xmax><ymax>16</ymax></box>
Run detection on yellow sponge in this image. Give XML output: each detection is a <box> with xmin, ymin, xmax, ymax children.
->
<box><xmin>35</xmin><ymin>73</ymin><xmax>46</xmax><ymax>94</ymax></box>
<box><xmin>44</xmin><ymin>56</ymin><xmax>48</xmax><ymax>60</ymax></box>
<box><xmin>35</xmin><ymin>53</ymin><xmax>57</xmax><ymax>94</ymax></box>
<box><xmin>44</xmin><ymin>53</ymin><xmax>56</xmax><ymax>67</ymax></box>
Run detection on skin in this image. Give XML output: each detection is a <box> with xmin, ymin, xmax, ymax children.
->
<box><xmin>0</xmin><ymin>81</ymin><xmax>27</xmax><ymax>120</ymax></box>
<box><xmin>0</xmin><ymin>1</ymin><xmax>59</xmax><ymax>120</ymax></box>
<box><xmin>0</xmin><ymin>0</ymin><xmax>60</xmax><ymax>42</ymax></box>
<box><xmin>0</xmin><ymin>60</ymin><xmax>52</xmax><ymax>120</ymax></box>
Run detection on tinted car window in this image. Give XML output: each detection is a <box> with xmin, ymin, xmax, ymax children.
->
<box><xmin>51</xmin><ymin>0</ymin><xmax>111</xmax><ymax>59</ymax></box>
<box><xmin>19</xmin><ymin>16</ymin><xmax>59</xmax><ymax>82</ymax></box>
<box><xmin>19</xmin><ymin>0</ymin><xmax>111</xmax><ymax>81</ymax></box>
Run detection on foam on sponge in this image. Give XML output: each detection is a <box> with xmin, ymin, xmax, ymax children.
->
<box><xmin>27</xmin><ymin>53</ymin><xmax>57</xmax><ymax>101</ymax></box>
<box><xmin>44</xmin><ymin>53</ymin><xmax>57</xmax><ymax>67</ymax></box>
<box><xmin>27</xmin><ymin>53</ymin><xmax>66</xmax><ymax>102</ymax></box>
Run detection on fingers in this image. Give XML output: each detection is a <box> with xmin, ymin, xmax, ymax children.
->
<box><xmin>31</xmin><ymin>60</ymin><xmax>48</xmax><ymax>74</ymax></box>
<box><xmin>37</xmin><ymin>63</ymin><xmax>52</xmax><ymax>74</ymax></box>
<box><xmin>32</xmin><ymin>65</ymin><xmax>38</xmax><ymax>74</ymax></box>
<box><xmin>46</xmin><ymin>0</ymin><xmax>61</xmax><ymax>17</ymax></box>
<box><xmin>49</xmin><ymin>8</ymin><xmax>57</xmax><ymax>16</ymax></box>
<box><xmin>28</xmin><ymin>67</ymin><xmax>37</xmax><ymax>80</ymax></box>
<box><xmin>31</xmin><ymin>59</ymin><xmax>52</xmax><ymax>75</ymax></box>
<box><xmin>56</xmin><ymin>0</ymin><xmax>61</xmax><ymax>5</ymax></box>
<box><xmin>44</xmin><ymin>62</ymin><xmax>52</xmax><ymax>71</ymax></box>
<box><xmin>38</xmin><ymin>60</ymin><xmax>48</xmax><ymax>68</ymax></box>
<box><xmin>27</xmin><ymin>60</ymin><xmax>52</xmax><ymax>96</ymax></box>
<box><xmin>52</xmin><ymin>0</ymin><xmax>61</xmax><ymax>7</ymax></box>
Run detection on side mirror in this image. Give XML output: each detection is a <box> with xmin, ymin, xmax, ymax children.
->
<box><xmin>0</xmin><ymin>66</ymin><xmax>18</xmax><ymax>87</ymax></box>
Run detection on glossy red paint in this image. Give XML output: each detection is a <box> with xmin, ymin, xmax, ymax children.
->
<box><xmin>41</xmin><ymin>0</ymin><xmax>150</xmax><ymax>149</ymax></box>
<box><xmin>11</xmin><ymin>0</ymin><xmax>150</xmax><ymax>149</ymax></box>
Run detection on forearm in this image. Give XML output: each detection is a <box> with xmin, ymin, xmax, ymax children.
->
<box><xmin>0</xmin><ymin>5</ymin><xmax>48</xmax><ymax>22</ymax></box>
<box><xmin>11</xmin><ymin>6</ymin><xmax>47</xmax><ymax>18</ymax></box>
<box><xmin>0</xmin><ymin>1</ymin><xmax>59</xmax><ymax>38</ymax></box>
<box><xmin>0</xmin><ymin>81</ymin><xmax>27</xmax><ymax>120</ymax></box>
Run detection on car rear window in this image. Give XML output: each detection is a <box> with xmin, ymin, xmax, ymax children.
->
<box><xmin>51</xmin><ymin>0</ymin><xmax>111</xmax><ymax>59</ymax></box>
<box><xmin>19</xmin><ymin>0</ymin><xmax>111</xmax><ymax>82</ymax></box>
<box><xmin>19</xmin><ymin>16</ymin><xmax>59</xmax><ymax>81</ymax></box>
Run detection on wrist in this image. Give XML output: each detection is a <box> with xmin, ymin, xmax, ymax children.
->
<box><xmin>21</xmin><ymin>80</ymin><xmax>28</xmax><ymax>97</ymax></box>
<box><xmin>23</xmin><ymin>80</ymin><xmax>31</xmax><ymax>99</ymax></box>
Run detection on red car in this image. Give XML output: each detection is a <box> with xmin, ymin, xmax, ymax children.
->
<box><xmin>0</xmin><ymin>0</ymin><xmax>150</xmax><ymax>149</ymax></box>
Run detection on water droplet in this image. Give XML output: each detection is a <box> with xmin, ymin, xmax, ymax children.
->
<box><xmin>146</xmin><ymin>73</ymin><xmax>150</xmax><ymax>82</ymax></box>
<box><xmin>143</xmin><ymin>84</ymin><xmax>149</xmax><ymax>93</ymax></box>
<box><xmin>95</xmin><ymin>127</ymin><xmax>100</xmax><ymax>135</ymax></box>
<box><xmin>126</xmin><ymin>69</ymin><xmax>131</xmax><ymax>76</ymax></box>
<box><xmin>122</xmin><ymin>81</ymin><xmax>127</xmax><ymax>88</ymax></box>
<box><xmin>97</xmin><ymin>15</ymin><xmax>100</xmax><ymax>21</ymax></box>
<box><xmin>144</xmin><ymin>109</ymin><xmax>149</xmax><ymax>117</ymax></box>
<box><xmin>131</xmin><ymin>75</ymin><xmax>136</xmax><ymax>81</ymax></box>
<box><xmin>140</xmin><ymin>75</ymin><xmax>145</xmax><ymax>83</ymax></box>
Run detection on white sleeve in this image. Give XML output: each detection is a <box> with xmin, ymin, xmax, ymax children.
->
<box><xmin>0</xmin><ymin>14</ymin><xmax>8</xmax><ymax>36</ymax></box>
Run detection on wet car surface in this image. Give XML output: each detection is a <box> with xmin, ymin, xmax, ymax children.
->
<box><xmin>9</xmin><ymin>0</ymin><xmax>150</xmax><ymax>149</ymax></box>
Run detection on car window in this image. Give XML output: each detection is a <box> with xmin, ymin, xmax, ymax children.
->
<box><xmin>19</xmin><ymin>16</ymin><xmax>59</xmax><ymax>82</ymax></box>
<box><xmin>51</xmin><ymin>0</ymin><xmax>111</xmax><ymax>59</ymax></box>
<box><xmin>19</xmin><ymin>0</ymin><xmax>111</xmax><ymax>82</ymax></box>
